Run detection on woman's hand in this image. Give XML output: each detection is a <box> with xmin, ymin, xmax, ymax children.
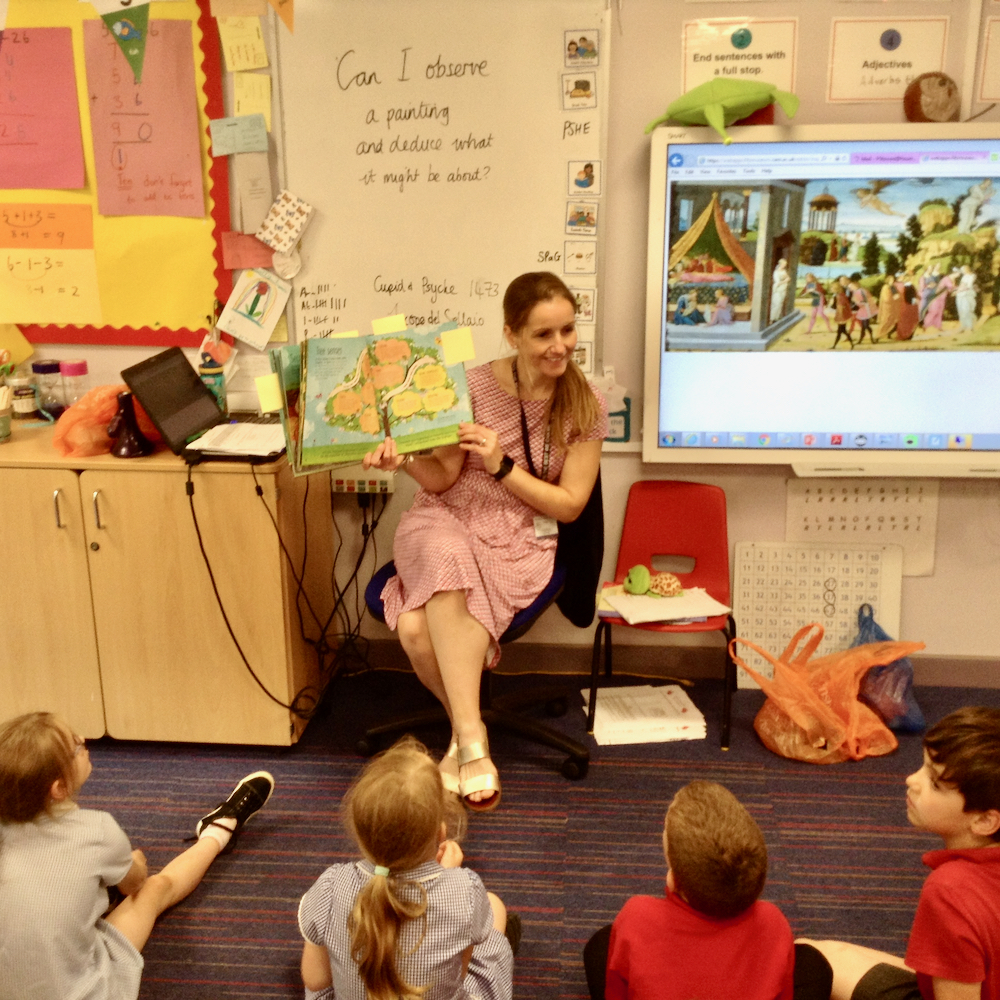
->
<box><xmin>362</xmin><ymin>436</ymin><xmax>407</xmax><ymax>472</ymax></box>
<box><xmin>458</xmin><ymin>421</ymin><xmax>501</xmax><ymax>475</ymax></box>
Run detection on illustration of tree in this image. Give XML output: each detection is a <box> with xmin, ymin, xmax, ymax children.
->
<box><xmin>323</xmin><ymin>336</ymin><xmax>461</xmax><ymax>439</ymax></box>
<box><xmin>862</xmin><ymin>233</ymin><xmax>882</xmax><ymax>276</ymax></box>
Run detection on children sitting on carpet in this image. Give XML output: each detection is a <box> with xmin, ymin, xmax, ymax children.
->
<box><xmin>800</xmin><ymin>706</ymin><xmax>1000</xmax><ymax>1000</ymax></box>
<box><xmin>0</xmin><ymin>710</ymin><xmax>274</xmax><ymax>1000</ymax></box>
<box><xmin>582</xmin><ymin>780</ymin><xmax>833</xmax><ymax>1000</ymax></box>
<box><xmin>298</xmin><ymin>736</ymin><xmax>520</xmax><ymax>1000</ymax></box>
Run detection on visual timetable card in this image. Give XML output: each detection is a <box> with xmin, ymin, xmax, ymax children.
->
<box><xmin>0</xmin><ymin>27</ymin><xmax>85</xmax><ymax>190</ymax></box>
<box><xmin>828</xmin><ymin>18</ymin><xmax>949</xmax><ymax>103</ymax></box>
<box><xmin>0</xmin><ymin>204</ymin><xmax>101</xmax><ymax>324</ymax></box>
<box><xmin>83</xmin><ymin>19</ymin><xmax>206</xmax><ymax>218</ymax></box>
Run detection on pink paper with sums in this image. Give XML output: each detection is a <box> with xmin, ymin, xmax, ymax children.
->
<box><xmin>0</xmin><ymin>27</ymin><xmax>85</xmax><ymax>189</ymax></box>
<box><xmin>83</xmin><ymin>18</ymin><xmax>205</xmax><ymax>218</ymax></box>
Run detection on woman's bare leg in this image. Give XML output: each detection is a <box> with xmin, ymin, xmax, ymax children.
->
<box><xmin>105</xmin><ymin>838</ymin><xmax>222</xmax><ymax>953</ymax></box>
<box><xmin>796</xmin><ymin>938</ymin><xmax>911</xmax><ymax>1000</ymax></box>
<box><xmin>397</xmin><ymin>608</ymin><xmax>461</xmax><ymax>789</ymax></box>
<box><xmin>423</xmin><ymin>590</ymin><xmax>495</xmax><ymax>802</ymax></box>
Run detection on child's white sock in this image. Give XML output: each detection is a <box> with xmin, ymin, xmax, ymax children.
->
<box><xmin>198</xmin><ymin>816</ymin><xmax>237</xmax><ymax>849</ymax></box>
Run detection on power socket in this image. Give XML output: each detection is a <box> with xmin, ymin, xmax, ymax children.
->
<box><xmin>331</xmin><ymin>463</ymin><xmax>395</xmax><ymax>494</ymax></box>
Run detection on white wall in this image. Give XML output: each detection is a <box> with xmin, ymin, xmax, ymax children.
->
<box><xmin>31</xmin><ymin>0</ymin><xmax>1000</xmax><ymax>662</ymax></box>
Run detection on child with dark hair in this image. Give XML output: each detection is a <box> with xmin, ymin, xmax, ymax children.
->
<box><xmin>801</xmin><ymin>706</ymin><xmax>1000</xmax><ymax>1000</ymax></box>
<box><xmin>583</xmin><ymin>780</ymin><xmax>832</xmax><ymax>1000</ymax></box>
<box><xmin>298</xmin><ymin>736</ymin><xmax>518</xmax><ymax>1000</ymax></box>
<box><xmin>0</xmin><ymin>711</ymin><xmax>274</xmax><ymax>1000</ymax></box>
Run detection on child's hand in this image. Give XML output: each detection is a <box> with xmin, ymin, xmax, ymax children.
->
<box><xmin>437</xmin><ymin>839</ymin><xmax>464</xmax><ymax>869</ymax></box>
<box><xmin>117</xmin><ymin>849</ymin><xmax>149</xmax><ymax>896</ymax></box>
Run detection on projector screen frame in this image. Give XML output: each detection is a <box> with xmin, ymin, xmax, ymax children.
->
<box><xmin>642</xmin><ymin>122</ymin><xmax>1000</xmax><ymax>478</ymax></box>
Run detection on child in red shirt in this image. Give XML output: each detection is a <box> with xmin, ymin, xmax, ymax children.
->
<box><xmin>802</xmin><ymin>706</ymin><xmax>1000</xmax><ymax>1000</ymax></box>
<box><xmin>583</xmin><ymin>780</ymin><xmax>832</xmax><ymax>1000</ymax></box>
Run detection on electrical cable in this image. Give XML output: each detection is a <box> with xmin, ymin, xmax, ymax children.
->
<box><xmin>185</xmin><ymin>463</ymin><xmax>318</xmax><ymax>718</ymax></box>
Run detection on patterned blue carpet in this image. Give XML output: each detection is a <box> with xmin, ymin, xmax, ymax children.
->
<box><xmin>76</xmin><ymin>671</ymin><xmax>1000</xmax><ymax>999</ymax></box>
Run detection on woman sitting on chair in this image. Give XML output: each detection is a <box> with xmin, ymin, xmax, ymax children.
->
<box><xmin>363</xmin><ymin>272</ymin><xmax>607</xmax><ymax>812</ymax></box>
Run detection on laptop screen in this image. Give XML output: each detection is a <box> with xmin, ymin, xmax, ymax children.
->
<box><xmin>122</xmin><ymin>347</ymin><xmax>225</xmax><ymax>454</ymax></box>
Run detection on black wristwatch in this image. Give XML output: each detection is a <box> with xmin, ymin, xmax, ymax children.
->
<box><xmin>493</xmin><ymin>454</ymin><xmax>515</xmax><ymax>481</ymax></box>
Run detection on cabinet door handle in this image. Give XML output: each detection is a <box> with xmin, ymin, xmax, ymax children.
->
<box><xmin>92</xmin><ymin>490</ymin><xmax>105</xmax><ymax>530</ymax></box>
<box><xmin>53</xmin><ymin>489</ymin><xmax>66</xmax><ymax>529</ymax></box>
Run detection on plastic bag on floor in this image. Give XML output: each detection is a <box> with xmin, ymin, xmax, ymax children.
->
<box><xmin>730</xmin><ymin>624</ymin><xmax>925</xmax><ymax>764</ymax></box>
<box><xmin>851</xmin><ymin>603</ymin><xmax>925</xmax><ymax>733</ymax></box>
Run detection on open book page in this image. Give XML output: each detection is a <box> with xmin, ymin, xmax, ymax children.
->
<box><xmin>299</xmin><ymin>322</ymin><xmax>473</xmax><ymax>467</ymax></box>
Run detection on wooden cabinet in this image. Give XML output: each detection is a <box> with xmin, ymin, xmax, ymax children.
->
<box><xmin>0</xmin><ymin>427</ymin><xmax>334</xmax><ymax>745</ymax></box>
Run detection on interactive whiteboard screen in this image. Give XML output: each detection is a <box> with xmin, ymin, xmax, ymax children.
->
<box><xmin>643</xmin><ymin>123</ymin><xmax>1000</xmax><ymax>477</ymax></box>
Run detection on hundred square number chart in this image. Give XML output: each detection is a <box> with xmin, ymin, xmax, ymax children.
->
<box><xmin>733</xmin><ymin>542</ymin><xmax>904</xmax><ymax>688</ymax></box>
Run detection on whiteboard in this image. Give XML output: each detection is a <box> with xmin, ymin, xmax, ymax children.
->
<box><xmin>274</xmin><ymin>0</ymin><xmax>609</xmax><ymax>365</ymax></box>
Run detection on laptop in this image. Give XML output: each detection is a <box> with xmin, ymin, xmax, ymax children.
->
<box><xmin>122</xmin><ymin>347</ymin><xmax>284</xmax><ymax>464</ymax></box>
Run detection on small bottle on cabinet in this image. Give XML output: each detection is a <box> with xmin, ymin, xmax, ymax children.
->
<box><xmin>198</xmin><ymin>361</ymin><xmax>227</xmax><ymax>415</ymax></box>
<box><xmin>60</xmin><ymin>359</ymin><xmax>90</xmax><ymax>407</ymax></box>
<box><xmin>7</xmin><ymin>372</ymin><xmax>39</xmax><ymax>420</ymax></box>
<box><xmin>31</xmin><ymin>359</ymin><xmax>66</xmax><ymax>419</ymax></box>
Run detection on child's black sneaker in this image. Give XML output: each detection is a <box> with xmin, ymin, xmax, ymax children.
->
<box><xmin>196</xmin><ymin>771</ymin><xmax>274</xmax><ymax>851</ymax></box>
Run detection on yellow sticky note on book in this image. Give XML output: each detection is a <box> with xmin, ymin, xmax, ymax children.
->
<box><xmin>331</xmin><ymin>329</ymin><xmax>360</xmax><ymax>338</ymax></box>
<box><xmin>441</xmin><ymin>326</ymin><xmax>475</xmax><ymax>365</ymax></box>
<box><xmin>255</xmin><ymin>372</ymin><xmax>283</xmax><ymax>413</ymax></box>
<box><xmin>371</xmin><ymin>314</ymin><xmax>407</xmax><ymax>336</ymax></box>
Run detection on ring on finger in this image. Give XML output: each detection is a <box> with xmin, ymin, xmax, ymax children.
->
<box><xmin>480</xmin><ymin>437</ymin><xmax>486</xmax><ymax>446</ymax></box>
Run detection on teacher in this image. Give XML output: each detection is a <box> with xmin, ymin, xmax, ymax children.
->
<box><xmin>363</xmin><ymin>272</ymin><xmax>607</xmax><ymax>812</ymax></box>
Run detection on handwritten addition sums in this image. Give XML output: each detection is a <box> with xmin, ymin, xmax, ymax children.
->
<box><xmin>785</xmin><ymin>478</ymin><xmax>939</xmax><ymax>576</ymax></box>
<box><xmin>0</xmin><ymin>204</ymin><xmax>101</xmax><ymax>324</ymax></box>
<box><xmin>733</xmin><ymin>542</ymin><xmax>903</xmax><ymax>688</ymax></box>
<box><xmin>0</xmin><ymin>27</ymin><xmax>85</xmax><ymax>190</ymax></box>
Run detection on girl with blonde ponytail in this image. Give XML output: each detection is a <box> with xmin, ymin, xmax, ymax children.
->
<box><xmin>299</xmin><ymin>737</ymin><xmax>516</xmax><ymax>1000</ymax></box>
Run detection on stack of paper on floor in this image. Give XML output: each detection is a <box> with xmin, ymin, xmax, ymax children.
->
<box><xmin>603</xmin><ymin>587</ymin><xmax>730</xmax><ymax>625</ymax></box>
<box><xmin>581</xmin><ymin>684</ymin><xmax>707</xmax><ymax>745</ymax></box>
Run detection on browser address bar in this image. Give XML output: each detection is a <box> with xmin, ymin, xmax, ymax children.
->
<box><xmin>695</xmin><ymin>153</ymin><xmax>851</xmax><ymax>166</ymax></box>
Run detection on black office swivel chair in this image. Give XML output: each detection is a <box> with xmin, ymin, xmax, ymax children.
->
<box><xmin>359</xmin><ymin>473</ymin><xmax>604</xmax><ymax>780</ymax></box>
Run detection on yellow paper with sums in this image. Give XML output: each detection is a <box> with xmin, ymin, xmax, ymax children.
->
<box><xmin>1</xmin><ymin>248</ymin><xmax>102</xmax><ymax>324</ymax></box>
<box><xmin>217</xmin><ymin>17</ymin><xmax>269</xmax><ymax>72</ymax></box>
<box><xmin>233</xmin><ymin>71</ymin><xmax>272</xmax><ymax>131</ymax></box>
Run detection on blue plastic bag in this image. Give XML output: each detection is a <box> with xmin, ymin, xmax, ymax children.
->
<box><xmin>850</xmin><ymin>604</ymin><xmax>925</xmax><ymax>733</ymax></box>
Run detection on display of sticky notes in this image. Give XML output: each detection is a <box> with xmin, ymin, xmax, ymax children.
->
<box><xmin>217</xmin><ymin>16</ymin><xmax>269</xmax><ymax>72</ymax></box>
<box><xmin>209</xmin><ymin>114</ymin><xmax>269</xmax><ymax>155</ymax></box>
<box><xmin>255</xmin><ymin>189</ymin><xmax>313</xmax><ymax>254</ymax></box>
<box><xmin>233</xmin><ymin>72</ymin><xmax>272</xmax><ymax>131</ymax></box>
<box><xmin>441</xmin><ymin>326</ymin><xmax>475</xmax><ymax>365</ymax></box>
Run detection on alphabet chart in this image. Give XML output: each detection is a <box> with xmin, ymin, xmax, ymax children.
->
<box><xmin>733</xmin><ymin>542</ymin><xmax>903</xmax><ymax>688</ymax></box>
<box><xmin>785</xmin><ymin>478</ymin><xmax>939</xmax><ymax>576</ymax></box>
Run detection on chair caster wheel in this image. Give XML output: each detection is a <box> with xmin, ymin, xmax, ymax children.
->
<box><xmin>561</xmin><ymin>757</ymin><xmax>588</xmax><ymax>780</ymax></box>
<box><xmin>356</xmin><ymin>736</ymin><xmax>377</xmax><ymax>757</ymax></box>
<box><xmin>545</xmin><ymin>697</ymin><xmax>568</xmax><ymax>718</ymax></box>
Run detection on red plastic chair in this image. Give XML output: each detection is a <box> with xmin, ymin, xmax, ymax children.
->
<box><xmin>588</xmin><ymin>480</ymin><xmax>738</xmax><ymax>748</ymax></box>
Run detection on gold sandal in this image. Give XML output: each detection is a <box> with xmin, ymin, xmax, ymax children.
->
<box><xmin>458</xmin><ymin>732</ymin><xmax>501</xmax><ymax>813</ymax></box>
<box><xmin>439</xmin><ymin>738</ymin><xmax>461</xmax><ymax>798</ymax></box>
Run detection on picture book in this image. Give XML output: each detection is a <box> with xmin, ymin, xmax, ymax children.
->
<box><xmin>297</xmin><ymin>321</ymin><xmax>473</xmax><ymax>468</ymax></box>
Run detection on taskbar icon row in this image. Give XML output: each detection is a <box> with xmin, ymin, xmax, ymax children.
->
<box><xmin>659</xmin><ymin>432</ymin><xmax>983</xmax><ymax>450</ymax></box>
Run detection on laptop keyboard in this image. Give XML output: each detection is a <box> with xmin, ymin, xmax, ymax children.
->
<box><xmin>228</xmin><ymin>411</ymin><xmax>281</xmax><ymax>424</ymax></box>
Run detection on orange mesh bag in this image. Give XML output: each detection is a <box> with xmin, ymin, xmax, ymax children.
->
<box><xmin>52</xmin><ymin>385</ymin><xmax>160</xmax><ymax>458</ymax></box>
<box><xmin>730</xmin><ymin>624</ymin><xmax>925</xmax><ymax>764</ymax></box>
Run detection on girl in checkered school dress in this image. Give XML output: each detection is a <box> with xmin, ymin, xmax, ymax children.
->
<box><xmin>298</xmin><ymin>737</ymin><xmax>517</xmax><ymax>1000</ymax></box>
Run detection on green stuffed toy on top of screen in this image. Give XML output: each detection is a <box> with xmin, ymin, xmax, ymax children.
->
<box><xmin>645</xmin><ymin>79</ymin><xmax>800</xmax><ymax>144</ymax></box>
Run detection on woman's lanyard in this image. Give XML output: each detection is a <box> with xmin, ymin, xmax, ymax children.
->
<box><xmin>511</xmin><ymin>357</ymin><xmax>552</xmax><ymax>482</ymax></box>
